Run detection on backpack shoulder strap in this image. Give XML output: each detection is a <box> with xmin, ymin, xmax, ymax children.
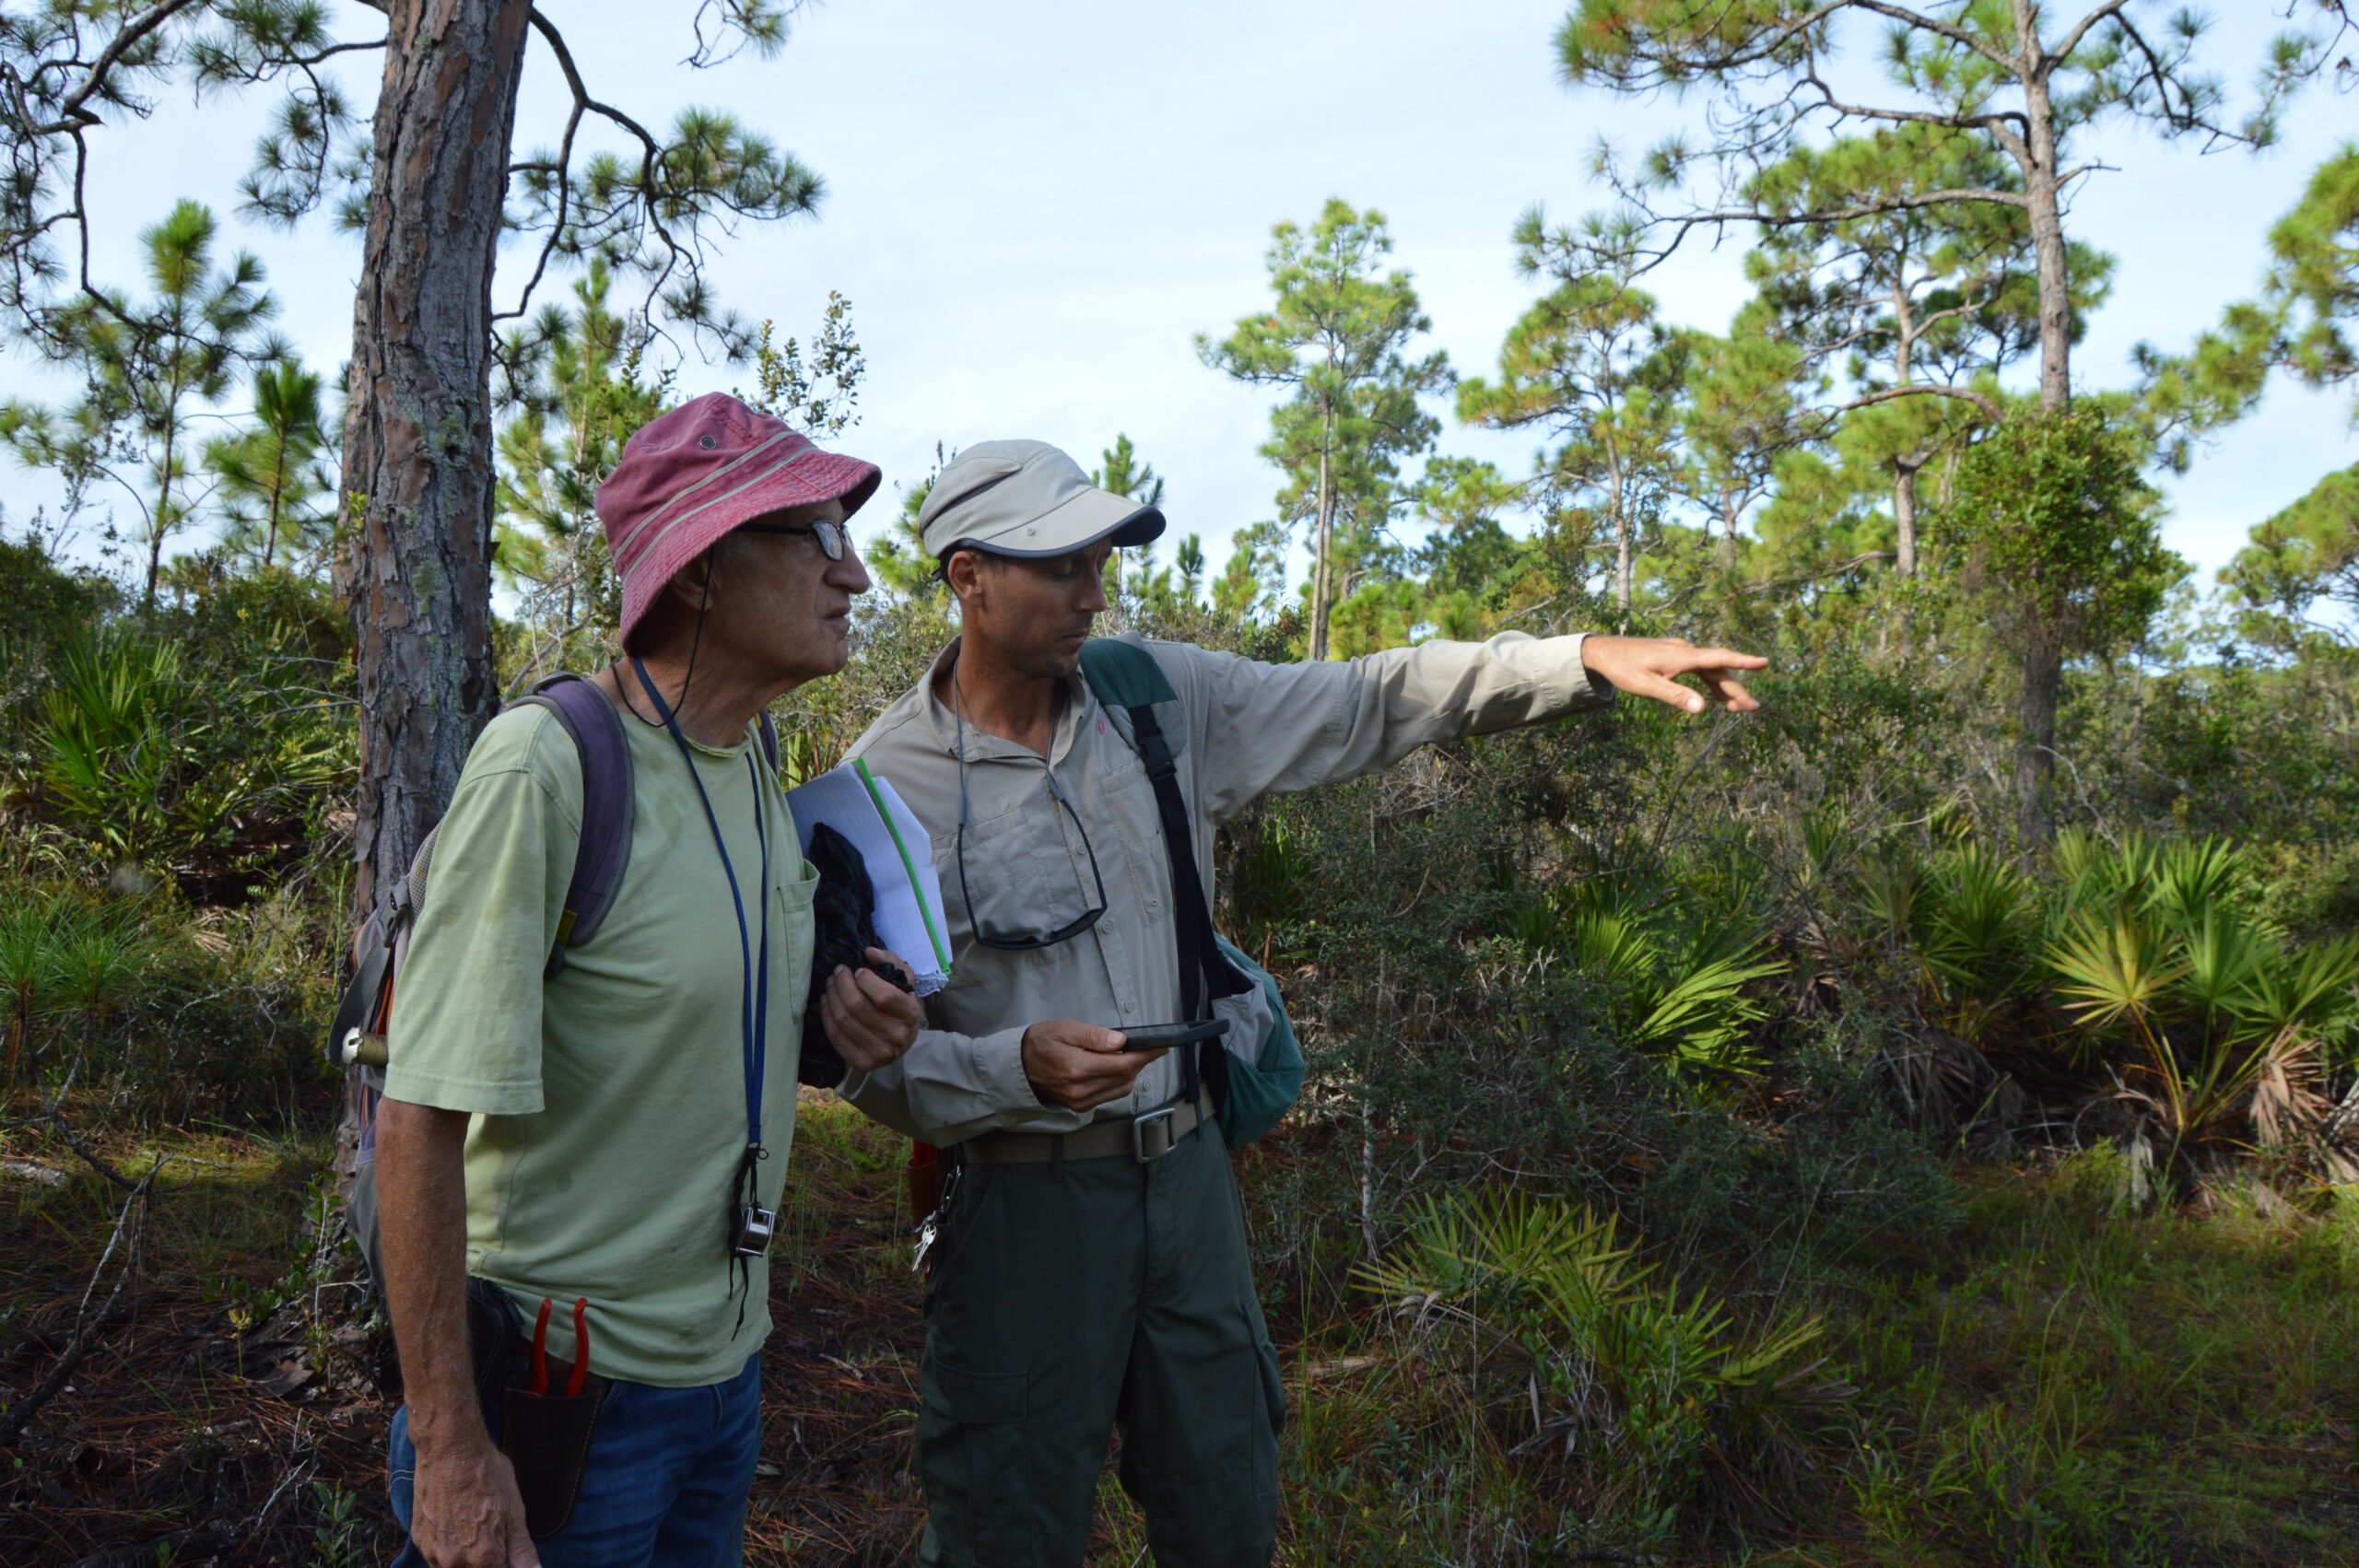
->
<box><xmin>512</xmin><ymin>673</ymin><xmax>636</xmax><ymax>977</ymax></box>
<box><xmin>1077</xmin><ymin>637</ymin><xmax>1178</xmax><ymax>710</ymax></box>
<box><xmin>1076</xmin><ymin>639</ymin><xmax>1248</xmax><ymax>1056</ymax></box>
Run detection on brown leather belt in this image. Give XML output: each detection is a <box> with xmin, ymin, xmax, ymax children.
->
<box><xmin>957</xmin><ymin>1094</ymin><xmax>1211</xmax><ymax>1165</ymax></box>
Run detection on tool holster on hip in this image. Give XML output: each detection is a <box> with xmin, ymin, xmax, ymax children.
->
<box><xmin>463</xmin><ymin>1277</ymin><xmax>612</xmax><ymax>1539</ymax></box>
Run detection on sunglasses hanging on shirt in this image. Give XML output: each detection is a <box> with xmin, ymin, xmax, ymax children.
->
<box><xmin>948</xmin><ymin>653</ymin><xmax>1110</xmax><ymax>951</ymax></box>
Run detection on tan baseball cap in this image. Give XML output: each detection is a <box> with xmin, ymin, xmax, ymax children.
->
<box><xmin>918</xmin><ymin>439</ymin><xmax>1166</xmax><ymax>560</ymax></box>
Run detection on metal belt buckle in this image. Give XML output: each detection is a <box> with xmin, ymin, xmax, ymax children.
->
<box><xmin>1132</xmin><ymin>1105</ymin><xmax>1180</xmax><ymax>1163</ymax></box>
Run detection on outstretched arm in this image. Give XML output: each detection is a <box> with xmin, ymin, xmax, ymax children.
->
<box><xmin>1168</xmin><ymin>629</ymin><xmax>1767</xmax><ymax>825</ymax></box>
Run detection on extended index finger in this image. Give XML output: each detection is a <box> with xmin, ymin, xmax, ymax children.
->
<box><xmin>1668</xmin><ymin>646</ymin><xmax>1769</xmax><ymax>673</ymax></box>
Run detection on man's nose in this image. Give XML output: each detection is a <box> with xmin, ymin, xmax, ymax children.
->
<box><xmin>1078</xmin><ymin>568</ymin><xmax>1108</xmax><ymax>614</ymax></box>
<box><xmin>828</xmin><ymin>546</ymin><xmax>871</xmax><ymax>595</ymax></box>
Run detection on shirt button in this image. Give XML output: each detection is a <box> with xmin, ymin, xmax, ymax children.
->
<box><xmin>1122</xmin><ymin>1001</ymin><xmax>1136</xmax><ymax>1015</ymax></box>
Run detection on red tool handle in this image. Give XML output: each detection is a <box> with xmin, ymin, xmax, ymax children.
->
<box><xmin>566</xmin><ymin>1297</ymin><xmax>590</xmax><ymax>1398</ymax></box>
<box><xmin>527</xmin><ymin>1297</ymin><xmax>553</xmax><ymax>1398</ymax></box>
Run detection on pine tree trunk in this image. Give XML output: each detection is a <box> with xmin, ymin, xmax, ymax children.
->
<box><xmin>1608</xmin><ymin>441</ymin><xmax>1630</xmax><ymax>620</ymax></box>
<box><xmin>1892</xmin><ymin>461</ymin><xmax>1919</xmax><ymax>578</ymax></box>
<box><xmin>2012</xmin><ymin>4</ymin><xmax>2073</xmax><ymax>843</ymax></box>
<box><xmin>1310</xmin><ymin>411</ymin><xmax>1334</xmax><ymax>661</ymax></box>
<box><xmin>337</xmin><ymin>0</ymin><xmax>531</xmax><ymax>910</ymax></box>
<box><xmin>1890</xmin><ymin>283</ymin><xmax>1920</xmax><ymax>578</ymax></box>
<box><xmin>333</xmin><ymin>0</ymin><xmax>532</xmax><ymax>1190</ymax></box>
<box><xmin>2015</xmin><ymin>625</ymin><xmax>2062</xmax><ymax>846</ymax></box>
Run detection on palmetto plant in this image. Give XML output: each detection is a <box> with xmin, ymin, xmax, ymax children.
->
<box><xmin>41</xmin><ymin>631</ymin><xmax>185</xmax><ymax>864</ymax></box>
<box><xmin>1567</xmin><ymin>898</ymin><xmax>1784</xmax><ymax>1078</ymax></box>
<box><xmin>2046</xmin><ymin>846</ymin><xmax>2359</xmax><ymax>1177</ymax></box>
<box><xmin>1359</xmin><ymin>1188</ymin><xmax>1848</xmax><ymax>1539</ymax></box>
<box><xmin>37</xmin><ymin>625</ymin><xmax>346</xmax><ymax>879</ymax></box>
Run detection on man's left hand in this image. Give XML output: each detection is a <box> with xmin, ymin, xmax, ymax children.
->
<box><xmin>821</xmin><ymin>948</ymin><xmax>921</xmax><ymax>1073</ymax></box>
<box><xmin>1580</xmin><ymin>635</ymin><xmax>1767</xmax><ymax>715</ymax></box>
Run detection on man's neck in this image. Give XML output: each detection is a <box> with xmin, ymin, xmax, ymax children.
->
<box><xmin>607</xmin><ymin>654</ymin><xmax>775</xmax><ymax>750</ymax></box>
<box><xmin>943</xmin><ymin>636</ymin><xmax>1063</xmax><ymax>758</ymax></box>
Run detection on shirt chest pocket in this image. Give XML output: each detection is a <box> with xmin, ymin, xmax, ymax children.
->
<box><xmin>944</xmin><ymin>789</ymin><xmax>1101</xmax><ymax>954</ymax></box>
<box><xmin>772</xmin><ymin>855</ymin><xmax>820</xmax><ymax>993</ymax></box>
<box><xmin>1097</xmin><ymin>761</ymin><xmax>1176</xmax><ymax>925</ymax></box>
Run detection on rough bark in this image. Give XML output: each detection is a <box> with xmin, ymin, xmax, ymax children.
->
<box><xmin>333</xmin><ymin>0</ymin><xmax>532</xmax><ymax>1196</ymax></box>
<box><xmin>336</xmin><ymin>0</ymin><xmax>533</xmax><ymax>910</ymax></box>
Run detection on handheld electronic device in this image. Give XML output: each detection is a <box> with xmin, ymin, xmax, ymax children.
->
<box><xmin>1119</xmin><ymin>1019</ymin><xmax>1230</xmax><ymax>1053</ymax></box>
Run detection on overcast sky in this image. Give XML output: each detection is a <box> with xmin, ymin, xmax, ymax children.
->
<box><xmin>7</xmin><ymin>0</ymin><xmax>2354</xmax><ymax>592</ymax></box>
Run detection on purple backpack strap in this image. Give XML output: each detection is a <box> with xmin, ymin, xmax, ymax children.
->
<box><xmin>513</xmin><ymin>673</ymin><xmax>636</xmax><ymax>978</ymax></box>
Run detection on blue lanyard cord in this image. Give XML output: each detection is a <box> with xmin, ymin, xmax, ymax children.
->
<box><xmin>628</xmin><ymin>659</ymin><xmax>772</xmax><ymax>1156</ymax></box>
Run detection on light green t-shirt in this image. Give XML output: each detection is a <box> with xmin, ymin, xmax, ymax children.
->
<box><xmin>382</xmin><ymin>699</ymin><xmax>816</xmax><ymax>1387</ymax></box>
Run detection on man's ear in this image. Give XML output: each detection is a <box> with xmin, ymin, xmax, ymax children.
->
<box><xmin>664</xmin><ymin>546</ymin><xmax>722</xmax><ymax>614</ymax></box>
<box><xmin>945</xmin><ymin>548</ymin><xmax>986</xmax><ymax>613</ymax></box>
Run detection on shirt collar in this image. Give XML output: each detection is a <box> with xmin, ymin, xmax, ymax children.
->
<box><xmin>920</xmin><ymin>636</ymin><xmax>1094</xmax><ymax>765</ymax></box>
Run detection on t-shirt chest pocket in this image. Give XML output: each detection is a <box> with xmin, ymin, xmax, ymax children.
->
<box><xmin>772</xmin><ymin>855</ymin><xmax>819</xmax><ymax>986</ymax></box>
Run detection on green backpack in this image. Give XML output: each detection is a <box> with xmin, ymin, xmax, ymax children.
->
<box><xmin>1078</xmin><ymin>638</ymin><xmax>1304</xmax><ymax>1148</ymax></box>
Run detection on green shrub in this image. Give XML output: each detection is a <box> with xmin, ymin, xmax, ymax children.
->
<box><xmin>1358</xmin><ymin>1188</ymin><xmax>1853</xmax><ymax>1549</ymax></box>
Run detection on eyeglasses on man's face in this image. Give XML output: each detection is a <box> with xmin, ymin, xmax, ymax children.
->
<box><xmin>740</xmin><ymin>517</ymin><xmax>853</xmax><ymax>561</ymax></box>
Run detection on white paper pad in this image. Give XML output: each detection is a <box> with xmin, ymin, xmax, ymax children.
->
<box><xmin>786</xmin><ymin>760</ymin><xmax>952</xmax><ymax>996</ymax></box>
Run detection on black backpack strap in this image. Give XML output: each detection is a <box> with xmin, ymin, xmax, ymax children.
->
<box><xmin>513</xmin><ymin>673</ymin><xmax>637</xmax><ymax>978</ymax></box>
<box><xmin>1077</xmin><ymin>640</ymin><xmax>1250</xmax><ymax>1103</ymax></box>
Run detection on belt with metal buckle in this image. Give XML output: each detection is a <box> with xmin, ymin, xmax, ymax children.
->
<box><xmin>955</xmin><ymin>1093</ymin><xmax>1210</xmax><ymax>1166</ymax></box>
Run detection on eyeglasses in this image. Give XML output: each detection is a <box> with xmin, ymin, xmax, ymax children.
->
<box><xmin>957</xmin><ymin>766</ymin><xmax>1110</xmax><ymax>951</ymax></box>
<box><xmin>740</xmin><ymin>518</ymin><xmax>853</xmax><ymax>560</ymax></box>
<box><xmin>950</xmin><ymin>673</ymin><xmax>1109</xmax><ymax>952</ymax></box>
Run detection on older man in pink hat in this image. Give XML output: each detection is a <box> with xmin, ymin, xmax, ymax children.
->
<box><xmin>376</xmin><ymin>393</ymin><xmax>923</xmax><ymax>1568</ymax></box>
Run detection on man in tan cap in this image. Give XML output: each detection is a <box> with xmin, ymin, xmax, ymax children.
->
<box><xmin>838</xmin><ymin>439</ymin><xmax>1767</xmax><ymax>1566</ymax></box>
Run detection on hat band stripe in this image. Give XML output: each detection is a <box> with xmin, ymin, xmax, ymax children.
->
<box><xmin>639</xmin><ymin>443</ymin><xmax>823</xmax><ymax>555</ymax></box>
<box><xmin>621</xmin><ymin>427</ymin><xmax>804</xmax><ymax>554</ymax></box>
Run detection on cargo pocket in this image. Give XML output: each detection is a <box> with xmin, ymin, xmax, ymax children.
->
<box><xmin>916</xmin><ymin>1351</ymin><xmax>1031</xmax><ymax>1564</ymax></box>
<box><xmin>1246</xmin><ymin>1293</ymin><xmax>1286</xmax><ymax>1505</ymax></box>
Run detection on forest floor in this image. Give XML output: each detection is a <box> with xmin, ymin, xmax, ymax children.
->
<box><xmin>4</xmin><ymin>1091</ymin><xmax>2357</xmax><ymax>1566</ymax></box>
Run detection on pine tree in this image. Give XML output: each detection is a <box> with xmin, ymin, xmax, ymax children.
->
<box><xmin>0</xmin><ymin>201</ymin><xmax>276</xmax><ymax>600</ymax></box>
<box><xmin>1459</xmin><ymin>216</ymin><xmax>1674</xmax><ymax>619</ymax></box>
<box><xmin>1201</xmin><ymin>200</ymin><xmax>1451</xmax><ymax>659</ymax></box>
<box><xmin>204</xmin><ymin>357</ymin><xmax>334</xmax><ymax>572</ymax></box>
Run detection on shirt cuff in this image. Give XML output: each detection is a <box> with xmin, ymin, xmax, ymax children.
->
<box><xmin>1559</xmin><ymin>633</ymin><xmax>1617</xmax><ymax>709</ymax></box>
<box><xmin>971</xmin><ymin>1024</ymin><xmax>1043</xmax><ymax>1114</ymax></box>
<box><xmin>380</xmin><ymin>1066</ymin><xmax>543</xmax><ymax>1118</ymax></box>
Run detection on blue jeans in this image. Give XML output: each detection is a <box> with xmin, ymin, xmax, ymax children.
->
<box><xmin>390</xmin><ymin>1355</ymin><xmax>761</xmax><ymax>1567</ymax></box>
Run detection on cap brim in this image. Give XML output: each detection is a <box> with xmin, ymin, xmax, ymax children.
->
<box><xmin>943</xmin><ymin>487</ymin><xmax>1166</xmax><ymax>559</ymax></box>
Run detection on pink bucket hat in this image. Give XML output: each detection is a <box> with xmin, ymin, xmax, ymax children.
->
<box><xmin>596</xmin><ymin>392</ymin><xmax>882</xmax><ymax>648</ymax></box>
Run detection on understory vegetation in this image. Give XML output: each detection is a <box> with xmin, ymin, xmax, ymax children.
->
<box><xmin>5</xmin><ymin>512</ymin><xmax>2357</xmax><ymax>1562</ymax></box>
<box><xmin>5</xmin><ymin>5</ymin><xmax>2358</xmax><ymax>1562</ymax></box>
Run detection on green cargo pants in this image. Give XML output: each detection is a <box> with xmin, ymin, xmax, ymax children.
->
<box><xmin>914</xmin><ymin>1118</ymin><xmax>1286</xmax><ymax>1567</ymax></box>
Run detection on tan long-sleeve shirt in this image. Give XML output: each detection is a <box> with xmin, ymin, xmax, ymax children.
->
<box><xmin>838</xmin><ymin>630</ymin><xmax>1614</xmax><ymax>1146</ymax></box>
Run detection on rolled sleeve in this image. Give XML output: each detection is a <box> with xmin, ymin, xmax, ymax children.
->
<box><xmin>839</xmin><ymin>1022</ymin><xmax>1074</xmax><ymax>1146</ymax></box>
